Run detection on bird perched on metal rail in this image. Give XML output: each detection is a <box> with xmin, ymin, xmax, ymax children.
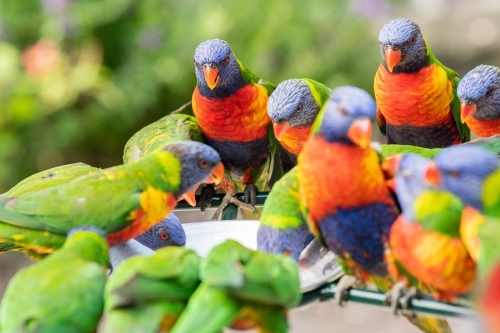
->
<box><xmin>374</xmin><ymin>18</ymin><xmax>469</xmax><ymax>147</ymax></box>
<box><xmin>191</xmin><ymin>38</ymin><xmax>277</xmax><ymax>220</ymax></box>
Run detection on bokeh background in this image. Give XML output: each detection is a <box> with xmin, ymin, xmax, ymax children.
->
<box><xmin>0</xmin><ymin>0</ymin><xmax>499</xmax><ymax>331</ymax></box>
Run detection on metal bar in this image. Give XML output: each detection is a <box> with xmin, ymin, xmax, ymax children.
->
<box><xmin>175</xmin><ymin>192</ymin><xmax>270</xmax><ymax>210</ymax></box>
<box><xmin>300</xmin><ymin>281</ymin><xmax>477</xmax><ymax>319</ymax></box>
<box><xmin>221</xmin><ymin>205</ymin><xmax>238</xmax><ymax>220</ymax></box>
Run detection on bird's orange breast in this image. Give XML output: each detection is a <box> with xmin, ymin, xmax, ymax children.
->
<box><xmin>280</xmin><ymin>126</ymin><xmax>312</xmax><ymax>155</ymax></box>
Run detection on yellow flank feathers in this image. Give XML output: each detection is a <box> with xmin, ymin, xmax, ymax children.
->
<box><xmin>154</xmin><ymin>150</ymin><xmax>182</xmax><ymax>190</ymax></box>
<box><xmin>139</xmin><ymin>186</ymin><xmax>172</xmax><ymax>225</ymax></box>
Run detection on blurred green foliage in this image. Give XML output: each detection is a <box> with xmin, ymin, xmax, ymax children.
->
<box><xmin>0</xmin><ymin>0</ymin><xmax>387</xmax><ymax>192</ymax></box>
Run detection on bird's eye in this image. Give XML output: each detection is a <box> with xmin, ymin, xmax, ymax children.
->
<box><xmin>410</xmin><ymin>36</ymin><xmax>416</xmax><ymax>45</ymax></box>
<box><xmin>159</xmin><ymin>231</ymin><xmax>169</xmax><ymax>240</ymax></box>
<box><xmin>486</xmin><ymin>88</ymin><xmax>494</xmax><ymax>96</ymax></box>
<box><xmin>199</xmin><ymin>159</ymin><xmax>210</xmax><ymax>169</ymax></box>
<box><xmin>338</xmin><ymin>105</ymin><xmax>346</xmax><ymax>115</ymax></box>
<box><xmin>193</xmin><ymin>59</ymin><xmax>196</xmax><ymax>64</ymax></box>
<box><xmin>401</xmin><ymin>169</ymin><xmax>413</xmax><ymax>178</ymax></box>
<box><xmin>448</xmin><ymin>170</ymin><xmax>461</xmax><ymax>178</ymax></box>
<box><xmin>296</xmin><ymin>104</ymin><xmax>303</xmax><ymax>113</ymax></box>
<box><xmin>225</xmin><ymin>54</ymin><xmax>230</xmax><ymax>63</ymax></box>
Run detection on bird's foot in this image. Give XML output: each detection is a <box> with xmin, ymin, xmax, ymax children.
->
<box><xmin>243</xmin><ymin>183</ymin><xmax>258</xmax><ymax>206</ymax></box>
<box><xmin>210</xmin><ymin>192</ymin><xmax>255</xmax><ymax>221</ymax></box>
<box><xmin>383</xmin><ymin>281</ymin><xmax>408</xmax><ymax>316</ymax></box>
<box><xmin>334</xmin><ymin>275</ymin><xmax>359</xmax><ymax>307</ymax></box>
<box><xmin>400</xmin><ymin>286</ymin><xmax>421</xmax><ymax>312</ymax></box>
<box><xmin>199</xmin><ymin>184</ymin><xmax>216</xmax><ymax>213</ymax></box>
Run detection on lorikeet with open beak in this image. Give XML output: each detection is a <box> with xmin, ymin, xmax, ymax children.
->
<box><xmin>257</xmin><ymin>166</ymin><xmax>314</xmax><ymax>262</ymax></box>
<box><xmin>192</xmin><ymin>39</ymin><xmax>276</xmax><ymax>220</ymax></box>
<box><xmin>457</xmin><ymin>64</ymin><xmax>500</xmax><ymax>137</ymax></box>
<box><xmin>374</xmin><ymin>18</ymin><xmax>469</xmax><ymax>148</ymax></box>
<box><xmin>386</xmin><ymin>154</ymin><xmax>475</xmax><ymax>308</ymax></box>
<box><xmin>0</xmin><ymin>226</ymin><xmax>109</xmax><ymax>333</ymax></box>
<box><xmin>0</xmin><ymin>141</ymin><xmax>224</xmax><ymax>246</ymax></box>
<box><xmin>103</xmin><ymin>247</ymin><xmax>201</xmax><ymax>333</ymax></box>
<box><xmin>267</xmin><ymin>79</ymin><xmax>332</xmax><ymax>173</ymax></box>
<box><xmin>134</xmin><ymin>212</ymin><xmax>186</xmax><ymax>250</ymax></box>
<box><xmin>170</xmin><ymin>240</ymin><xmax>301</xmax><ymax>333</ymax></box>
<box><xmin>123</xmin><ymin>113</ymin><xmax>216</xmax><ymax>207</ymax></box>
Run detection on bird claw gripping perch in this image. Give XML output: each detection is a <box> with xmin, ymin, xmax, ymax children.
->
<box><xmin>334</xmin><ymin>275</ymin><xmax>359</xmax><ymax>308</ymax></box>
<box><xmin>210</xmin><ymin>191</ymin><xmax>255</xmax><ymax>221</ymax></box>
<box><xmin>243</xmin><ymin>183</ymin><xmax>258</xmax><ymax>206</ymax></box>
<box><xmin>199</xmin><ymin>184</ymin><xmax>216</xmax><ymax>213</ymax></box>
<box><xmin>383</xmin><ymin>280</ymin><xmax>408</xmax><ymax>316</ymax></box>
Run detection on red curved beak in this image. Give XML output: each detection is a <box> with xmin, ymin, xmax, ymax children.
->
<box><xmin>384</xmin><ymin>48</ymin><xmax>402</xmax><ymax>73</ymax></box>
<box><xmin>273</xmin><ymin>122</ymin><xmax>291</xmax><ymax>141</ymax></box>
<box><xmin>347</xmin><ymin>118</ymin><xmax>372</xmax><ymax>149</ymax></box>
<box><xmin>203</xmin><ymin>66</ymin><xmax>219</xmax><ymax>90</ymax></box>
<box><xmin>424</xmin><ymin>161</ymin><xmax>442</xmax><ymax>186</ymax></box>
<box><xmin>204</xmin><ymin>162</ymin><xmax>224</xmax><ymax>185</ymax></box>
<box><xmin>180</xmin><ymin>188</ymin><xmax>197</xmax><ymax>207</ymax></box>
<box><xmin>460</xmin><ymin>102</ymin><xmax>477</xmax><ymax>123</ymax></box>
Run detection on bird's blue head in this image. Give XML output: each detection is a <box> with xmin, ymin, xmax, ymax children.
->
<box><xmin>425</xmin><ymin>145</ymin><xmax>499</xmax><ymax>210</ymax></box>
<box><xmin>378</xmin><ymin>18</ymin><xmax>428</xmax><ymax>74</ymax></box>
<box><xmin>386</xmin><ymin>154</ymin><xmax>430</xmax><ymax>221</ymax></box>
<box><xmin>193</xmin><ymin>39</ymin><xmax>243</xmax><ymax>98</ymax></box>
<box><xmin>135</xmin><ymin>213</ymin><xmax>186</xmax><ymax>250</ymax></box>
<box><xmin>457</xmin><ymin>65</ymin><xmax>500</xmax><ymax>122</ymax></box>
<box><xmin>268</xmin><ymin>79</ymin><xmax>326</xmax><ymax>140</ymax></box>
<box><xmin>162</xmin><ymin>141</ymin><xmax>224</xmax><ymax>199</ymax></box>
<box><xmin>314</xmin><ymin>86</ymin><xmax>376</xmax><ymax>147</ymax></box>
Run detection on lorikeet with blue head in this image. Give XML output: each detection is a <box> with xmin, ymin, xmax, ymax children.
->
<box><xmin>385</xmin><ymin>153</ymin><xmax>475</xmax><ymax>309</ymax></box>
<box><xmin>102</xmin><ymin>246</ymin><xmax>200</xmax><ymax>333</ymax></box>
<box><xmin>267</xmin><ymin>79</ymin><xmax>332</xmax><ymax>173</ymax></box>
<box><xmin>192</xmin><ymin>39</ymin><xmax>276</xmax><ymax>220</ymax></box>
<box><xmin>374</xmin><ymin>18</ymin><xmax>470</xmax><ymax>148</ymax></box>
<box><xmin>457</xmin><ymin>64</ymin><xmax>500</xmax><ymax>137</ymax></box>
<box><xmin>134</xmin><ymin>212</ymin><xmax>186</xmax><ymax>250</ymax></box>
<box><xmin>0</xmin><ymin>226</ymin><xmax>109</xmax><ymax>333</ymax></box>
<box><xmin>298</xmin><ymin>86</ymin><xmax>450</xmax><ymax>333</ymax></box>
<box><xmin>257</xmin><ymin>166</ymin><xmax>314</xmax><ymax>262</ymax></box>
<box><xmin>122</xmin><ymin>113</ymin><xmax>221</xmax><ymax>208</ymax></box>
<box><xmin>0</xmin><ymin>141</ymin><xmax>224</xmax><ymax>246</ymax></box>
<box><xmin>170</xmin><ymin>240</ymin><xmax>301</xmax><ymax>333</ymax></box>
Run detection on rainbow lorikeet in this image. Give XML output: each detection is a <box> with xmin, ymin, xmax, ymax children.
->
<box><xmin>257</xmin><ymin>166</ymin><xmax>314</xmax><ymax>261</ymax></box>
<box><xmin>122</xmin><ymin>113</ymin><xmax>220</xmax><ymax>208</ymax></box>
<box><xmin>192</xmin><ymin>39</ymin><xmax>276</xmax><ymax>220</ymax></box>
<box><xmin>267</xmin><ymin>79</ymin><xmax>332</xmax><ymax>173</ymax></box>
<box><xmin>134</xmin><ymin>212</ymin><xmax>186</xmax><ymax>250</ymax></box>
<box><xmin>298</xmin><ymin>87</ymin><xmax>448</xmax><ymax>333</ymax></box>
<box><xmin>385</xmin><ymin>154</ymin><xmax>475</xmax><ymax>307</ymax></box>
<box><xmin>374</xmin><ymin>18</ymin><xmax>470</xmax><ymax>148</ymax></box>
<box><xmin>458</xmin><ymin>64</ymin><xmax>500</xmax><ymax>138</ymax></box>
<box><xmin>0</xmin><ymin>226</ymin><xmax>109</xmax><ymax>333</ymax></box>
<box><xmin>170</xmin><ymin>240</ymin><xmax>301</xmax><ymax>333</ymax></box>
<box><xmin>0</xmin><ymin>141</ymin><xmax>224</xmax><ymax>246</ymax></box>
<box><xmin>102</xmin><ymin>246</ymin><xmax>200</xmax><ymax>333</ymax></box>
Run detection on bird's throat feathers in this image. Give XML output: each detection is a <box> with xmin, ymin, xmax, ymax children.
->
<box><xmin>298</xmin><ymin>136</ymin><xmax>393</xmax><ymax>221</ymax></box>
<box><xmin>280</xmin><ymin>126</ymin><xmax>312</xmax><ymax>156</ymax></box>
<box><xmin>192</xmin><ymin>84</ymin><xmax>270</xmax><ymax>142</ymax></box>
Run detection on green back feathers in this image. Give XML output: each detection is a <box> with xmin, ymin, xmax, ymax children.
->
<box><xmin>379</xmin><ymin>144</ymin><xmax>441</xmax><ymax>159</ymax></box>
<box><xmin>477</xmin><ymin>217</ymin><xmax>500</xmax><ymax>279</ymax></box>
<box><xmin>483</xmin><ymin>169</ymin><xmax>500</xmax><ymax>217</ymax></box>
<box><xmin>123</xmin><ymin>114</ymin><xmax>204</xmax><ymax>164</ymax></box>
<box><xmin>260</xmin><ymin>168</ymin><xmax>304</xmax><ymax>230</ymax></box>
<box><xmin>302</xmin><ymin>78</ymin><xmax>332</xmax><ymax>107</ymax></box>
<box><xmin>237</xmin><ymin>59</ymin><xmax>275</xmax><ymax>95</ymax></box>
<box><xmin>414</xmin><ymin>190</ymin><xmax>464</xmax><ymax>238</ymax></box>
<box><xmin>63</xmin><ymin>230</ymin><xmax>109</xmax><ymax>267</ymax></box>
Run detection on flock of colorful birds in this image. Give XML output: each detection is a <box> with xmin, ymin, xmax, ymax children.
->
<box><xmin>0</xmin><ymin>16</ymin><xmax>499</xmax><ymax>333</ymax></box>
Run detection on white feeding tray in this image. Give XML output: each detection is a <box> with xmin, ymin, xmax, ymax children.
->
<box><xmin>110</xmin><ymin>220</ymin><xmax>343</xmax><ymax>293</ymax></box>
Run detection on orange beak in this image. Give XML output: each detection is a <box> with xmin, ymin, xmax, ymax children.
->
<box><xmin>203</xmin><ymin>66</ymin><xmax>219</xmax><ymax>90</ymax></box>
<box><xmin>204</xmin><ymin>162</ymin><xmax>224</xmax><ymax>185</ymax></box>
<box><xmin>424</xmin><ymin>161</ymin><xmax>442</xmax><ymax>186</ymax></box>
<box><xmin>384</xmin><ymin>48</ymin><xmax>402</xmax><ymax>73</ymax></box>
<box><xmin>460</xmin><ymin>102</ymin><xmax>477</xmax><ymax>123</ymax></box>
<box><xmin>179</xmin><ymin>184</ymin><xmax>200</xmax><ymax>207</ymax></box>
<box><xmin>347</xmin><ymin>118</ymin><xmax>372</xmax><ymax>149</ymax></box>
<box><xmin>273</xmin><ymin>122</ymin><xmax>291</xmax><ymax>141</ymax></box>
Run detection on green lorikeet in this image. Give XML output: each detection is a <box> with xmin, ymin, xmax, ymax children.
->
<box><xmin>170</xmin><ymin>240</ymin><xmax>301</xmax><ymax>333</ymax></box>
<box><xmin>0</xmin><ymin>226</ymin><xmax>109</xmax><ymax>333</ymax></box>
<box><xmin>102</xmin><ymin>246</ymin><xmax>200</xmax><ymax>333</ymax></box>
<box><xmin>0</xmin><ymin>163</ymin><xmax>98</xmax><ymax>259</ymax></box>
<box><xmin>267</xmin><ymin>79</ymin><xmax>332</xmax><ymax>173</ymax></box>
<box><xmin>458</xmin><ymin>64</ymin><xmax>500</xmax><ymax>138</ymax></box>
<box><xmin>192</xmin><ymin>39</ymin><xmax>276</xmax><ymax>219</ymax></box>
<box><xmin>257</xmin><ymin>166</ymin><xmax>314</xmax><ymax>261</ymax></box>
<box><xmin>122</xmin><ymin>113</ymin><xmax>219</xmax><ymax>207</ymax></box>
<box><xmin>374</xmin><ymin>18</ymin><xmax>469</xmax><ymax>148</ymax></box>
<box><xmin>0</xmin><ymin>141</ymin><xmax>224</xmax><ymax>245</ymax></box>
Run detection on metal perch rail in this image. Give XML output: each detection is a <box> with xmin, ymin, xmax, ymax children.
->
<box><xmin>174</xmin><ymin>191</ymin><xmax>477</xmax><ymax>319</ymax></box>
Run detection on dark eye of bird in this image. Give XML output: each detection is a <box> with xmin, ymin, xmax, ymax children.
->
<box><xmin>410</xmin><ymin>36</ymin><xmax>416</xmax><ymax>45</ymax></box>
<box><xmin>449</xmin><ymin>170</ymin><xmax>461</xmax><ymax>178</ymax></box>
<box><xmin>199</xmin><ymin>159</ymin><xmax>209</xmax><ymax>169</ymax></box>
<box><xmin>225</xmin><ymin>54</ymin><xmax>230</xmax><ymax>63</ymax></box>
<box><xmin>338</xmin><ymin>105</ymin><xmax>347</xmax><ymax>115</ymax></box>
<box><xmin>160</xmin><ymin>231</ymin><xmax>169</xmax><ymax>240</ymax></box>
<box><xmin>296</xmin><ymin>104</ymin><xmax>303</xmax><ymax>113</ymax></box>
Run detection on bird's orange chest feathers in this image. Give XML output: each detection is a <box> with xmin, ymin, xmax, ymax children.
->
<box><xmin>466</xmin><ymin>117</ymin><xmax>500</xmax><ymax>137</ymax></box>
<box><xmin>298</xmin><ymin>136</ymin><xmax>392</xmax><ymax>220</ymax></box>
<box><xmin>374</xmin><ymin>63</ymin><xmax>454</xmax><ymax>126</ymax></box>
<box><xmin>192</xmin><ymin>84</ymin><xmax>270</xmax><ymax>143</ymax></box>
<box><xmin>280</xmin><ymin>126</ymin><xmax>312</xmax><ymax>155</ymax></box>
